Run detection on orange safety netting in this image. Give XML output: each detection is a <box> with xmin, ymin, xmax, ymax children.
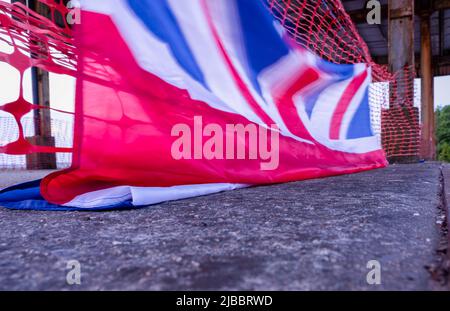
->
<box><xmin>0</xmin><ymin>0</ymin><xmax>75</xmax><ymax>168</ymax></box>
<box><xmin>268</xmin><ymin>0</ymin><xmax>420</xmax><ymax>161</ymax></box>
<box><xmin>0</xmin><ymin>0</ymin><xmax>420</xmax><ymax>168</ymax></box>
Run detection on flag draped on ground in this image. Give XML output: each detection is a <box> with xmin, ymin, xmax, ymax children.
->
<box><xmin>0</xmin><ymin>0</ymin><xmax>387</xmax><ymax>210</ymax></box>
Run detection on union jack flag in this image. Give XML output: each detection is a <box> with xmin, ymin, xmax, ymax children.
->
<box><xmin>0</xmin><ymin>0</ymin><xmax>386</xmax><ymax>210</ymax></box>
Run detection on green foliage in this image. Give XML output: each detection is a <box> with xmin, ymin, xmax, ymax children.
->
<box><xmin>438</xmin><ymin>142</ymin><xmax>450</xmax><ymax>162</ymax></box>
<box><xmin>436</xmin><ymin>106</ymin><xmax>450</xmax><ymax>162</ymax></box>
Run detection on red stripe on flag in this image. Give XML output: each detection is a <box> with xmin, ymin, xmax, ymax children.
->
<box><xmin>272</xmin><ymin>67</ymin><xmax>320</xmax><ymax>141</ymax></box>
<box><xmin>329</xmin><ymin>70</ymin><xmax>368</xmax><ymax>140</ymax></box>
<box><xmin>200</xmin><ymin>0</ymin><xmax>275</xmax><ymax>126</ymax></box>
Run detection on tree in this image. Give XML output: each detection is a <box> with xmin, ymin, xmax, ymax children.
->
<box><xmin>438</xmin><ymin>142</ymin><xmax>450</xmax><ymax>162</ymax></box>
<box><xmin>436</xmin><ymin>106</ymin><xmax>450</xmax><ymax>162</ymax></box>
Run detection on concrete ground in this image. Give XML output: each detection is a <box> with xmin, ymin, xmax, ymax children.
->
<box><xmin>0</xmin><ymin>164</ymin><xmax>448</xmax><ymax>290</ymax></box>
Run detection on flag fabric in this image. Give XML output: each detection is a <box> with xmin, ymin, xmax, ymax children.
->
<box><xmin>0</xmin><ymin>0</ymin><xmax>387</xmax><ymax>210</ymax></box>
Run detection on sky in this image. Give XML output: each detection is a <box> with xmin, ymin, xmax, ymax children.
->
<box><xmin>0</xmin><ymin>63</ymin><xmax>75</xmax><ymax>114</ymax></box>
<box><xmin>434</xmin><ymin>76</ymin><xmax>450</xmax><ymax>109</ymax></box>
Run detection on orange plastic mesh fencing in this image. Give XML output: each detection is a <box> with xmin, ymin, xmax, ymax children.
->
<box><xmin>0</xmin><ymin>0</ymin><xmax>421</xmax><ymax>169</ymax></box>
<box><xmin>0</xmin><ymin>0</ymin><xmax>75</xmax><ymax>168</ymax></box>
<box><xmin>268</xmin><ymin>0</ymin><xmax>420</xmax><ymax>161</ymax></box>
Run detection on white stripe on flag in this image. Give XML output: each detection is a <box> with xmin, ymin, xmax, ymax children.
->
<box><xmin>63</xmin><ymin>183</ymin><xmax>248</xmax><ymax>208</ymax></box>
<box><xmin>166</xmin><ymin>0</ymin><xmax>264</xmax><ymax>125</ymax></box>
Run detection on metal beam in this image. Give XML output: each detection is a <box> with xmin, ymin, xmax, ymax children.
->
<box><xmin>347</xmin><ymin>5</ymin><xmax>388</xmax><ymax>24</ymax></box>
<box><xmin>439</xmin><ymin>9</ymin><xmax>445</xmax><ymax>57</ymax></box>
<box><xmin>346</xmin><ymin>1</ymin><xmax>450</xmax><ymax>25</ymax></box>
<box><xmin>434</xmin><ymin>0</ymin><xmax>450</xmax><ymax>11</ymax></box>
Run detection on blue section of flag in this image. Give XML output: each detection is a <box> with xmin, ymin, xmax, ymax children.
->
<box><xmin>304</xmin><ymin>86</ymin><xmax>329</xmax><ymax>118</ymax></box>
<box><xmin>346</xmin><ymin>89</ymin><xmax>374</xmax><ymax>139</ymax></box>
<box><xmin>0</xmin><ymin>180</ymin><xmax>135</xmax><ymax>211</ymax></box>
<box><xmin>316</xmin><ymin>59</ymin><xmax>355</xmax><ymax>78</ymax></box>
<box><xmin>265</xmin><ymin>0</ymin><xmax>305</xmax><ymax>46</ymax></box>
<box><xmin>305</xmin><ymin>60</ymin><xmax>356</xmax><ymax>118</ymax></box>
<box><xmin>125</xmin><ymin>0</ymin><xmax>207</xmax><ymax>88</ymax></box>
<box><xmin>235</xmin><ymin>0</ymin><xmax>290</xmax><ymax>96</ymax></box>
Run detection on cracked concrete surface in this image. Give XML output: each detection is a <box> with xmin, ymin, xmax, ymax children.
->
<box><xmin>0</xmin><ymin>164</ymin><xmax>446</xmax><ymax>290</ymax></box>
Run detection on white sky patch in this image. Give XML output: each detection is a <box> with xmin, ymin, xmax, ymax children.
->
<box><xmin>411</xmin><ymin>76</ymin><xmax>450</xmax><ymax>110</ymax></box>
<box><xmin>0</xmin><ymin>61</ymin><xmax>19</xmax><ymax>104</ymax></box>
<box><xmin>435</xmin><ymin>76</ymin><xmax>450</xmax><ymax>108</ymax></box>
<box><xmin>49</xmin><ymin>73</ymin><xmax>76</xmax><ymax>113</ymax></box>
<box><xmin>0</xmin><ymin>66</ymin><xmax>75</xmax><ymax>113</ymax></box>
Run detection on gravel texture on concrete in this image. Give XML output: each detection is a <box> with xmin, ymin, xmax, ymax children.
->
<box><xmin>0</xmin><ymin>164</ymin><xmax>445</xmax><ymax>290</ymax></box>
